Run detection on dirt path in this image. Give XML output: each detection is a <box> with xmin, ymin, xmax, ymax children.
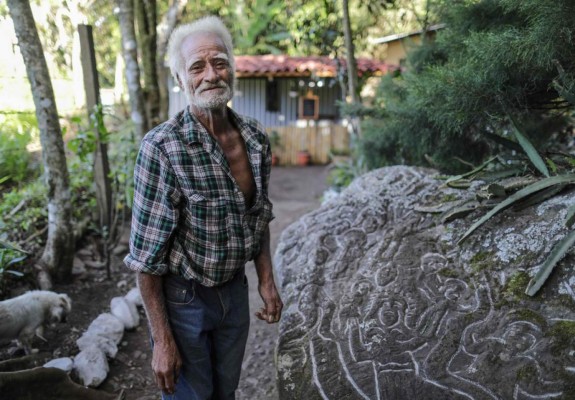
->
<box><xmin>238</xmin><ymin>165</ymin><xmax>330</xmax><ymax>400</ymax></box>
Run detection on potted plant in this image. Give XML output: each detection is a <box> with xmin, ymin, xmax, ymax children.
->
<box><xmin>296</xmin><ymin>149</ymin><xmax>312</xmax><ymax>166</ymax></box>
<box><xmin>268</xmin><ymin>130</ymin><xmax>281</xmax><ymax>166</ymax></box>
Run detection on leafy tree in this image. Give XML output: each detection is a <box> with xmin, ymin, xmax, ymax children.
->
<box><xmin>225</xmin><ymin>0</ymin><xmax>290</xmax><ymax>55</ymax></box>
<box><xmin>360</xmin><ymin>0</ymin><xmax>575</xmax><ymax>172</ymax></box>
<box><xmin>7</xmin><ymin>0</ymin><xmax>74</xmax><ymax>288</ymax></box>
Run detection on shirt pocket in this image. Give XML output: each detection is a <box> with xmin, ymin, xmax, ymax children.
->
<box><xmin>188</xmin><ymin>193</ymin><xmax>229</xmax><ymax>245</ymax></box>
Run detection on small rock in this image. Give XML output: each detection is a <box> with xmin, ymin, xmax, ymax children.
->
<box><xmin>77</xmin><ymin>332</ymin><xmax>119</xmax><ymax>358</ymax></box>
<box><xmin>72</xmin><ymin>257</ymin><xmax>86</xmax><ymax>275</ymax></box>
<box><xmin>87</xmin><ymin>313</ymin><xmax>125</xmax><ymax>345</ymax></box>
<box><xmin>43</xmin><ymin>357</ymin><xmax>74</xmax><ymax>372</ymax></box>
<box><xmin>85</xmin><ymin>260</ymin><xmax>106</xmax><ymax>269</ymax></box>
<box><xmin>111</xmin><ymin>296</ymin><xmax>140</xmax><ymax>329</ymax></box>
<box><xmin>112</xmin><ymin>244</ymin><xmax>128</xmax><ymax>256</ymax></box>
<box><xmin>76</xmin><ymin>248</ymin><xmax>93</xmax><ymax>258</ymax></box>
<box><xmin>74</xmin><ymin>345</ymin><xmax>109</xmax><ymax>387</ymax></box>
<box><xmin>117</xmin><ymin>279</ymin><xmax>128</xmax><ymax>289</ymax></box>
<box><xmin>125</xmin><ymin>287</ymin><xmax>143</xmax><ymax>307</ymax></box>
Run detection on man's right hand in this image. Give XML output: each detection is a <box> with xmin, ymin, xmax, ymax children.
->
<box><xmin>137</xmin><ymin>272</ymin><xmax>182</xmax><ymax>395</ymax></box>
<box><xmin>152</xmin><ymin>338</ymin><xmax>182</xmax><ymax>395</ymax></box>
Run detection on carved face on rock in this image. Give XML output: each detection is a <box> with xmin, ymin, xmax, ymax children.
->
<box><xmin>501</xmin><ymin>322</ymin><xmax>538</xmax><ymax>356</ymax></box>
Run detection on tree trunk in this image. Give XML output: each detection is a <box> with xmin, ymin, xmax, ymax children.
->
<box><xmin>7</xmin><ymin>0</ymin><xmax>75</xmax><ymax>287</ymax></box>
<box><xmin>156</xmin><ymin>0</ymin><xmax>188</xmax><ymax>121</ymax></box>
<box><xmin>342</xmin><ymin>0</ymin><xmax>360</xmax><ymax>104</ymax></box>
<box><xmin>135</xmin><ymin>0</ymin><xmax>160</xmax><ymax>128</ymax></box>
<box><xmin>116</xmin><ymin>0</ymin><xmax>148</xmax><ymax>139</ymax></box>
<box><xmin>341</xmin><ymin>0</ymin><xmax>361</xmax><ymax>139</ymax></box>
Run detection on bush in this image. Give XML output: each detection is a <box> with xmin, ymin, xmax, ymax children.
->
<box><xmin>0</xmin><ymin>112</ymin><xmax>40</xmax><ymax>185</ymax></box>
<box><xmin>357</xmin><ymin>0</ymin><xmax>575</xmax><ymax>174</ymax></box>
<box><xmin>0</xmin><ymin>107</ymin><xmax>139</xmax><ymax>271</ymax></box>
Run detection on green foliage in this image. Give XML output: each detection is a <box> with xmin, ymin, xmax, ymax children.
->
<box><xmin>327</xmin><ymin>157</ymin><xmax>367</xmax><ymax>191</ymax></box>
<box><xmin>420</xmin><ymin>123</ymin><xmax>575</xmax><ymax>296</ymax></box>
<box><xmin>525</xmin><ymin>230</ymin><xmax>575</xmax><ymax>296</ymax></box>
<box><xmin>0</xmin><ymin>106</ymin><xmax>139</xmax><ymax>290</ymax></box>
<box><xmin>358</xmin><ymin>0</ymin><xmax>575</xmax><ymax>173</ymax></box>
<box><xmin>0</xmin><ymin>112</ymin><xmax>40</xmax><ymax>186</ymax></box>
<box><xmin>226</xmin><ymin>0</ymin><xmax>290</xmax><ymax>55</ymax></box>
<box><xmin>0</xmin><ymin>180</ymin><xmax>48</xmax><ymax>251</ymax></box>
<box><xmin>0</xmin><ymin>240</ymin><xmax>28</xmax><ymax>296</ymax></box>
<box><xmin>458</xmin><ymin>174</ymin><xmax>575</xmax><ymax>244</ymax></box>
<box><xmin>67</xmin><ymin>105</ymin><xmax>138</xmax><ymax>217</ymax></box>
<box><xmin>68</xmin><ymin>105</ymin><xmax>111</xmax><ymax>162</ymax></box>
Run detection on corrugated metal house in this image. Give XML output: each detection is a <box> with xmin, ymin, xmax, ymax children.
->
<box><xmin>168</xmin><ymin>55</ymin><xmax>395</xmax><ymax>165</ymax></box>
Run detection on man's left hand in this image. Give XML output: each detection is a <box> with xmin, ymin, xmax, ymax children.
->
<box><xmin>256</xmin><ymin>281</ymin><xmax>283</xmax><ymax>324</ymax></box>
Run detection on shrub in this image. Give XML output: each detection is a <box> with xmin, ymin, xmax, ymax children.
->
<box><xmin>0</xmin><ymin>112</ymin><xmax>40</xmax><ymax>186</ymax></box>
<box><xmin>357</xmin><ymin>0</ymin><xmax>575</xmax><ymax>174</ymax></box>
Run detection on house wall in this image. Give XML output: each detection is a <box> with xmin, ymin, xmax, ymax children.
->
<box><xmin>168</xmin><ymin>76</ymin><xmax>342</xmax><ymax>126</ymax></box>
<box><xmin>373</xmin><ymin>30</ymin><xmax>438</xmax><ymax>66</ymax></box>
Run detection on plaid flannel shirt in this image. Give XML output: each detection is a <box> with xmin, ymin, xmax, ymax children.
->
<box><xmin>124</xmin><ymin>106</ymin><xmax>274</xmax><ymax>287</ymax></box>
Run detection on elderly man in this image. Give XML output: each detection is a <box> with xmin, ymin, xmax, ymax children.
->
<box><xmin>124</xmin><ymin>16</ymin><xmax>283</xmax><ymax>399</ymax></box>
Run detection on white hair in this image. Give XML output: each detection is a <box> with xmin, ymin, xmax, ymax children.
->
<box><xmin>167</xmin><ymin>16</ymin><xmax>235</xmax><ymax>84</ymax></box>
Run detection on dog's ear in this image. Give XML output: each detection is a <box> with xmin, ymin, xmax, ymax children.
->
<box><xmin>59</xmin><ymin>294</ymin><xmax>72</xmax><ymax>312</ymax></box>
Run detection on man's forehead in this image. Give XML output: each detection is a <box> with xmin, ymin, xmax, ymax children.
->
<box><xmin>181</xmin><ymin>32</ymin><xmax>228</xmax><ymax>60</ymax></box>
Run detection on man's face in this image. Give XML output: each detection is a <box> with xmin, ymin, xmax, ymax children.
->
<box><xmin>179</xmin><ymin>32</ymin><xmax>234</xmax><ymax>110</ymax></box>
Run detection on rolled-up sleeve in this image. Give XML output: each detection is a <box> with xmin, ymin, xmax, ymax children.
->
<box><xmin>124</xmin><ymin>139</ymin><xmax>181</xmax><ymax>275</ymax></box>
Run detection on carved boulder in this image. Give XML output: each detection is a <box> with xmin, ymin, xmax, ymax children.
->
<box><xmin>274</xmin><ymin>166</ymin><xmax>575</xmax><ymax>400</ymax></box>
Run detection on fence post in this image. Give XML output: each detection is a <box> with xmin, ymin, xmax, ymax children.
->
<box><xmin>78</xmin><ymin>24</ymin><xmax>113</xmax><ymax>276</ymax></box>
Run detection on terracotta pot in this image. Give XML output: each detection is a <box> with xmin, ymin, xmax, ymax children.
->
<box><xmin>271</xmin><ymin>153</ymin><xmax>279</xmax><ymax>166</ymax></box>
<box><xmin>296</xmin><ymin>151</ymin><xmax>311</xmax><ymax>166</ymax></box>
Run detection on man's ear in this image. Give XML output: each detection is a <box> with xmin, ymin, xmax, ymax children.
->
<box><xmin>176</xmin><ymin>74</ymin><xmax>184</xmax><ymax>90</ymax></box>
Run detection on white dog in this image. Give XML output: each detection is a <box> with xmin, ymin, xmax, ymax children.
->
<box><xmin>0</xmin><ymin>290</ymin><xmax>72</xmax><ymax>354</ymax></box>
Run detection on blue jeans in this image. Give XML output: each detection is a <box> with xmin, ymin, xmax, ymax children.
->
<box><xmin>160</xmin><ymin>269</ymin><xmax>250</xmax><ymax>400</ymax></box>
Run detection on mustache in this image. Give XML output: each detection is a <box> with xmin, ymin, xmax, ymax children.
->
<box><xmin>197</xmin><ymin>81</ymin><xmax>229</xmax><ymax>93</ymax></box>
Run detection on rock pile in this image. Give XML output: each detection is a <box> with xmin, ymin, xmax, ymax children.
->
<box><xmin>44</xmin><ymin>287</ymin><xmax>143</xmax><ymax>387</ymax></box>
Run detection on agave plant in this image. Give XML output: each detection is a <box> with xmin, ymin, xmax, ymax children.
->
<box><xmin>442</xmin><ymin>119</ymin><xmax>575</xmax><ymax>296</ymax></box>
<box><xmin>0</xmin><ymin>238</ymin><xmax>28</xmax><ymax>291</ymax></box>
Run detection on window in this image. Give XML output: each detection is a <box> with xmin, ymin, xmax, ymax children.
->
<box><xmin>298</xmin><ymin>93</ymin><xmax>319</xmax><ymax>120</ymax></box>
<box><xmin>266</xmin><ymin>80</ymin><xmax>279</xmax><ymax>112</ymax></box>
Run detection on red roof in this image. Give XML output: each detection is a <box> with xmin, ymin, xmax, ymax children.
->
<box><xmin>235</xmin><ymin>55</ymin><xmax>396</xmax><ymax>78</ymax></box>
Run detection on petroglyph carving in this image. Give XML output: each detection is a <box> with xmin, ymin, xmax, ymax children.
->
<box><xmin>275</xmin><ymin>166</ymin><xmax>575</xmax><ymax>400</ymax></box>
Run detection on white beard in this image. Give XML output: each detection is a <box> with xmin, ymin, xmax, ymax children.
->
<box><xmin>186</xmin><ymin>80</ymin><xmax>234</xmax><ymax>110</ymax></box>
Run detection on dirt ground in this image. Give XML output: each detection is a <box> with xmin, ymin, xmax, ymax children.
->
<box><xmin>0</xmin><ymin>165</ymin><xmax>330</xmax><ymax>400</ymax></box>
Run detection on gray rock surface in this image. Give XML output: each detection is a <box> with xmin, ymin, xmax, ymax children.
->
<box><xmin>87</xmin><ymin>313</ymin><xmax>125</xmax><ymax>345</ymax></box>
<box><xmin>73</xmin><ymin>345</ymin><xmax>109</xmax><ymax>387</ymax></box>
<box><xmin>274</xmin><ymin>166</ymin><xmax>575</xmax><ymax>400</ymax></box>
<box><xmin>125</xmin><ymin>287</ymin><xmax>143</xmax><ymax>308</ymax></box>
<box><xmin>77</xmin><ymin>332</ymin><xmax>119</xmax><ymax>358</ymax></box>
<box><xmin>111</xmin><ymin>296</ymin><xmax>140</xmax><ymax>330</ymax></box>
<box><xmin>43</xmin><ymin>357</ymin><xmax>74</xmax><ymax>372</ymax></box>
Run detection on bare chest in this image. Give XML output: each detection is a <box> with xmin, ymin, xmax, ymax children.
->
<box><xmin>216</xmin><ymin>133</ymin><xmax>256</xmax><ymax>207</ymax></box>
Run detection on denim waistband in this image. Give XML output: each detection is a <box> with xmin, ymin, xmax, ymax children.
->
<box><xmin>164</xmin><ymin>268</ymin><xmax>245</xmax><ymax>289</ymax></box>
